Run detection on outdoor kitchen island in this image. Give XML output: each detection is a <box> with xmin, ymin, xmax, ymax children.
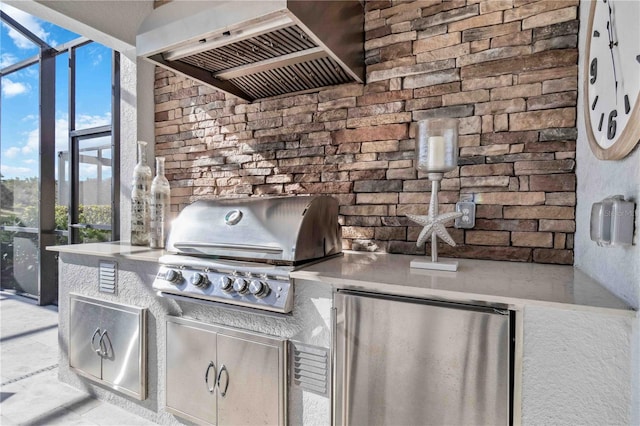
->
<box><xmin>49</xmin><ymin>243</ymin><xmax>635</xmax><ymax>425</ymax></box>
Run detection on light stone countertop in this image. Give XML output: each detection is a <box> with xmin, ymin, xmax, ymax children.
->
<box><xmin>48</xmin><ymin>242</ymin><xmax>165</xmax><ymax>262</ymax></box>
<box><xmin>48</xmin><ymin>243</ymin><xmax>634</xmax><ymax>315</ymax></box>
<box><xmin>291</xmin><ymin>251</ymin><xmax>635</xmax><ymax>315</ymax></box>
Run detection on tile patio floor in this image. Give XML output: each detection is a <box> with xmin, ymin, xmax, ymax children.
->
<box><xmin>0</xmin><ymin>290</ymin><xmax>156</xmax><ymax>425</ymax></box>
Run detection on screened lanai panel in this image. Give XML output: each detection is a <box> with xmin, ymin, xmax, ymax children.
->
<box><xmin>55</xmin><ymin>51</ymin><xmax>69</xmax><ymax>244</ymax></box>
<box><xmin>74</xmin><ymin>44</ymin><xmax>112</xmax><ymax>131</ymax></box>
<box><xmin>77</xmin><ymin>135</ymin><xmax>112</xmax><ymax>243</ymax></box>
<box><xmin>0</xmin><ymin>62</ymin><xmax>40</xmax><ymax>296</ymax></box>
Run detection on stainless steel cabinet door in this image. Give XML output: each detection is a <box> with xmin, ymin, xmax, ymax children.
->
<box><xmin>166</xmin><ymin>321</ymin><xmax>218</xmax><ymax>425</ymax></box>
<box><xmin>335</xmin><ymin>291</ymin><xmax>511</xmax><ymax>426</ymax></box>
<box><xmin>69</xmin><ymin>297</ymin><xmax>103</xmax><ymax>379</ymax></box>
<box><xmin>69</xmin><ymin>294</ymin><xmax>147</xmax><ymax>400</ymax></box>
<box><xmin>100</xmin><ymin>306</ymin><xmax>145</xmax><ymax>397</ymax></box>
<box><xmin>216</xmin><ymin>334</ymin><xmax>282</xmax><ymax>426</ymax></box>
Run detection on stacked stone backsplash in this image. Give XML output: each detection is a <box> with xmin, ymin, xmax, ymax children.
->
<box><xmin>154</xmin><ymin>0</ymin><xmax>578</xmax><ymax>265</ymax></box>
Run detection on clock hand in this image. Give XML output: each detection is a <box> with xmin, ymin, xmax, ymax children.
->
<box><xmin>608</xmin><ymin>2</ymin><xmax>622</xmax><ymax>95</ymax></box>
<box><xmin>606</xmin><ymin>4</ymin><xmax>619</xmax><ymax>102</ymax></box>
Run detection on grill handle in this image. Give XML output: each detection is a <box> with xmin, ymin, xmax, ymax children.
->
<box><xmin>173</xmin><ymin>242</ymin><xmax>283</xmax><ymax>254</ymax></box>
<box><xmin>156</xmin><ymin>291</ymin><xmax>289</xmax><ymax>318</ymax></box>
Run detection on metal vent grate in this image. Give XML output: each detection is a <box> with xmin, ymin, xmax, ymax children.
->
<box><xmin>231</xmin><ymin>56</ymin><xmax>353</xmax><ymax>100</ymax></box>
<box><xmin>290</xmin><ymin>341</ymin><xmax>329</xmax><ymax>397</ymax></box>
<box><xmin>99</xmin><ymin>261</ymin><xmax>117</xmax><ymax>294</ymax></box>
<box><xmin>180</xmin><ymin>25</ymin><xmax>318</xmax><ymax>73</ymax></box>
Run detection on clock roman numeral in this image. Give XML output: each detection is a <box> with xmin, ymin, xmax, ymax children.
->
<box><xmin>592</xmin><ymin>96</ymin><xmax>599</xmax><ymax>111</ymax></box>
<box><xmin>598</xmin><ymin>113</ymin><xmax>604</xmax><ymax>131</ymax></box>
<box><xmin>625</xmin><ymin>95</ymin><xmax>631</xmax><ymax>114</ymax></box>
<box><xmin>593</xmin><ymin>30</ymin><xmax>600</xmax><ymax>37</ymax></box>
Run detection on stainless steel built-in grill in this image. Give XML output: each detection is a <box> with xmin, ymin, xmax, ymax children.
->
<box><xmin>152</xmin><ymin>196</ymin><xmax>341</xmax><ymax>313</ymax></box>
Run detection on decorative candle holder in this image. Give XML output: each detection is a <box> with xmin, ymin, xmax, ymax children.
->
<box><xmin>406</xmin><ymin>118</ymin><xmax>462</xmax><ymax>271</ymax></box>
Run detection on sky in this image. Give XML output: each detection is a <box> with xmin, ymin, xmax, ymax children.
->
<box><xmin>1</xmin><ymin>3</ymin><xmax>113</xmax><ymax>180</ymax></box>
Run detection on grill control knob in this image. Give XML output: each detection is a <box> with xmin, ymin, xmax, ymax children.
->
<box><xmin>219</xmin><ymin>276</ymin><xmax>234</xmax><ymax>293</ymax></box>
<box><xmin>191</xmin><ymin>273</ymin><xmax>209</xmax><ymax>289</ymax></box>
<box><xmin>164</xmin><ymin>269</ymin><xmax>182</xmax><ymax>284</ymax></box>
<box><xmin>233</xmin><ymin>278</ymin><xmax>249</xmax><ymax>295</ymax></box>
<box><xmin>249</xmin><ymin>280</ymin><xmax>270</xmax><ymax>299</ymax></box>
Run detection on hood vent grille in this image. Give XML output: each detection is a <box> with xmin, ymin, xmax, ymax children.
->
<box><xmin>137</xmin><ymin>1</ymin><xmax>364</xmax><ymax>101</ymax></box>
<box><xmin>230</xmin><ymin>57</ymin><xmax>351</xmax><ymax>100</ymax></box>
<box><xmin>179</xmin><ymin>25</ymin><xmax>317</xmax><ymax>73</ymax></box>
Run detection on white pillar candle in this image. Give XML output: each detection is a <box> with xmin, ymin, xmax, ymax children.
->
<box><xmin>415</xmin><ymin>118</ymin><xmax>458</xmax><ymax>173</ymax></box>
<box><xmin>427</xmin><ymin>136</ymin><xmax>446</xmax><ymax>170</ymax></box>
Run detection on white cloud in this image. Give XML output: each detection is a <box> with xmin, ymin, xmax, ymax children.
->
<box><xmin>79</xmin><ymin>162</ymin><xmax>97</xmax><ymax>178</ymax></box>
<box><xmin>54</xmin><ymin>113</ymin><xmax>112</xmax><ymax>153</ymax></box>
<box><xmin>55</xmin><ymin>117</ymin><xmax>69</xmax><ymax>153</ymax></box>
<box><xmin>21</xmin><ymin>67</ymin><xmax>38</xmax><ymax>79</ymax></box>
<box><xmin>23</xmin><ymin>128</ymin><xmax>39</xmax><ymax>155</ymax></box>
<box><xmin>0</xmin><ymin>52</ymin><xmax>18</xmax><ymax>68</ymax></box>
<box><xmin>4</xmin><ymin>146</ymin><xmax>21</xmax><ymax>159</ymax></box>
<box><xmin>0</xmin><ymin>164</ymin><xmax>32</xmax><ymax>176</ymax></box>
<box><xmin>92</xmin><ymin>53</ymin><xmax>103</xmax><ymax>67</ymax></box>
<box><xmin>1</xmin><ymin>78</ymin><xmax>31</xmax><ymax>97</ymax></box>
<box><xmin>2</xmin><ymin>127</ymin><xmax>39</xmax><ymax>160</ymax></box>
<box><xmin>21</xmin><ymin>114</ymin><xmax>37</xmax><ymax>122</ymax></box>
<box><xmin>77</xmin><ymin>113</ymin><xmax>111</xmax><ymax>129</ymax></box>
<box><xmin>0</xmin><ymin>4</ymin><xmax>50</xmax><ymax>50</ymax></box>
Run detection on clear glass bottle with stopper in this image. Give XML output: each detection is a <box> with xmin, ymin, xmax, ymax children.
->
<box><xmin>131</xmin><ymin>141</ymin><xmax>152</xmax><ymax>246</ymax></box>
<box><xmin>150</xmin><ymin>157</ymin><xmax>170</xmax><ymax>249</ymax></box>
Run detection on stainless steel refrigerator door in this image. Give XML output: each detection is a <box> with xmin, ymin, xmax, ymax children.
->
<box><xmin>335</xmin><ymin>291</ymin><xmax>510</xmax><ymax>426</ymax></box>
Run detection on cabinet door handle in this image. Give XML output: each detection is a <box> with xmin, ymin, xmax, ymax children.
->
<box><xmin>98</xmin><ymin>330</ymin><xmax>112</xmax><ymax>358</ymax></box>
<box><xmin>217</xmin><ymin>364</ymin><xmax>229</xmax><ymax>398</ymax></box>
<box><xmin>205</xmin><ymin>361</ymin><xmax>216</xmax><ymax>393</ymax></box>
<box><xmin>90</xmin><ymin>328</ymin><xmax>102</xmax><ymax>354</ymax></box>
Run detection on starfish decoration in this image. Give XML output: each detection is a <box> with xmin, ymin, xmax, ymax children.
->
<box><xmin>406</xmin><ymin>193</ymin><xmax>463</xmax><ymax>247</ymax></box>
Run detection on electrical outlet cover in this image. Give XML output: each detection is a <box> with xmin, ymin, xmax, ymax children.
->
<box><xmin>454</xmin><ymin>201</ymin><xmax>475</xmax><ymax>229</ymax></box>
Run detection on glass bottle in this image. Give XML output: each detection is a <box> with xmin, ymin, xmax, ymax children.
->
<box><xmin>150</xmin><ymin>157</ymin><xmax>171</xmax><ymax>249</ymax></box>
<box><xmin>131</xmin><ymin>141</ymin><xmax>152</xmax><ymax>246</ymax></box>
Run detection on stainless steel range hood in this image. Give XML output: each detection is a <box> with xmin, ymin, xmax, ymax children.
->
<box><xmin>137</xmin><ymin>1</ymin><xmax>364</xmax><ymax>101</ymax></box>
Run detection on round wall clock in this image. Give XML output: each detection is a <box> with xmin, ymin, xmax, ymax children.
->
<box><xmin>584</xmin><ymin>0</ymin><xmax>640</xmax><ymax>160</ymax></box>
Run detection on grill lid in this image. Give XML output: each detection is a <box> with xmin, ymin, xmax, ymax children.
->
<box><xmin>166</xmin><ymin>195</ymin><xmax>341</xmax><ymax>264</ymax></box>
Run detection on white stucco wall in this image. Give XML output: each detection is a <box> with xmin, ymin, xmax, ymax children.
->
<box><xmin>522</xmin><ymin>305</ymin><xmax>633</xmax><ymax>425</ymax></box>
<box><xmin>119</xmin><ymin>53</ymin><xmax>156</xmax><ymax>241</ymax></box>
<box><xmin>575</xmin><ymin>1</ymin><xmax>640</xmax><ymax>423</ymax></box>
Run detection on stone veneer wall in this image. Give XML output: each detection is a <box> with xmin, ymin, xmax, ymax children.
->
<box><xmin>154</xmin><ymin>0</ymin><xmax>579</xmax><ymax>264</ymax></box>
